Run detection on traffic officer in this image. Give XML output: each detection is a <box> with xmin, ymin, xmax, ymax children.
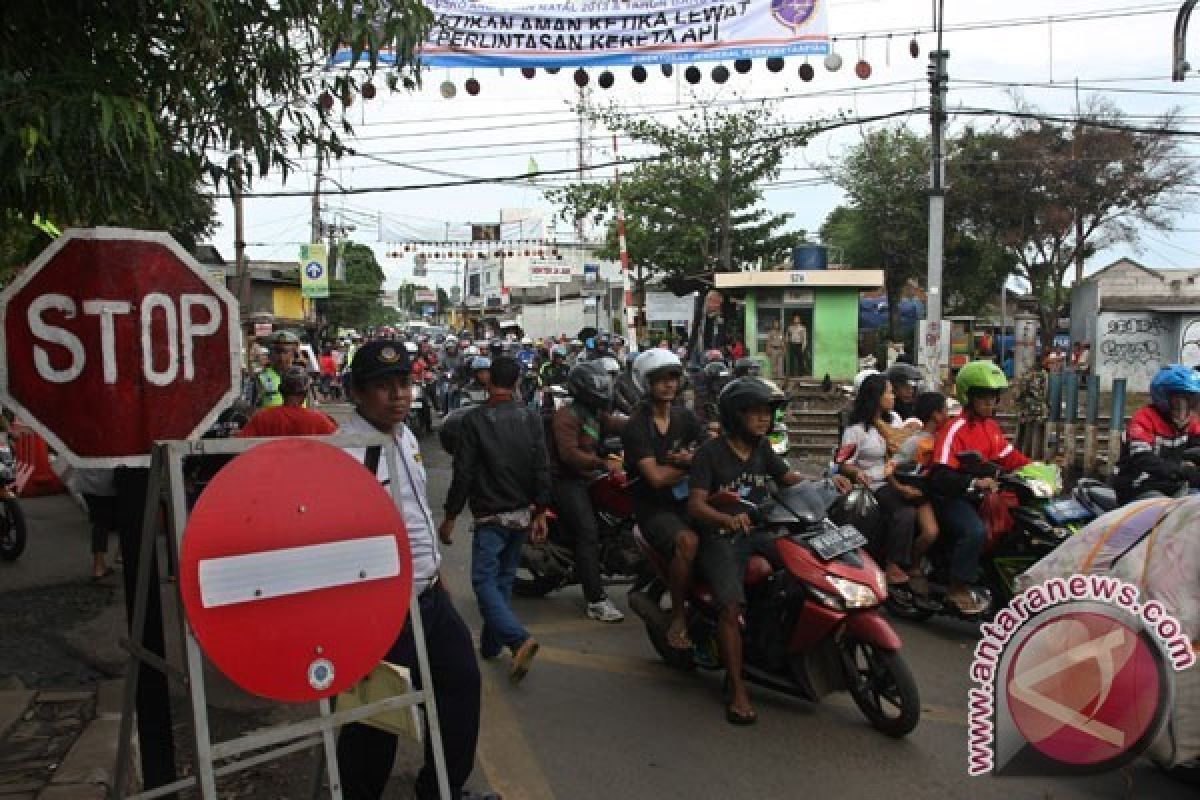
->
<box><xmin>337</xmin><ymin>341</ymin><xmax>492</xmax><ymax>800</ymax></box>
<box><xmin>252</xmin><ymin>331</ymin><xmax>298</xmax><ymax>409</ymax></box>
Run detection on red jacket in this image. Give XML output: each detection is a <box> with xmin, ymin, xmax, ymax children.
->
<box><xmin>930</xmin><ymin>412</ymin><xmax>1030</xmax><ymax>496</ymax></box>
<box><xmin>1113</xmin><ymin>405</ymin><xmax>1200</xmax><ymax>502</ymax></box>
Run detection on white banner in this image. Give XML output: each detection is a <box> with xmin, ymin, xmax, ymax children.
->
<box><xmin>646</xmin><ymin>291</ymin><xmax>696</xmax><ymax>322</ymax></box>
<box><xmin>334</xmin><ymin>0</ymin><xmax>829</xmax><ymax>69</ymax></box>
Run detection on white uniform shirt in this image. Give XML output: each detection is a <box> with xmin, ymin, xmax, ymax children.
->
<box><xmin>340</xmin><ymin>412</ymin><xmax>442</xmax><ymax>588</ymax></box>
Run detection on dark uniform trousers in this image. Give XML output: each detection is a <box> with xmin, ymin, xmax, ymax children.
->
<box><xmin>336</xmin><ymin>584</ymin><xmax>481</xmax><ymax>800</ymax></box>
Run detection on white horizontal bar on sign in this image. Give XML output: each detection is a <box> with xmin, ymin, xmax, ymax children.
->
<box><xmin>198</xmin><ymin>535</ymin><xmax>401</xmax><ymax>609</ymax></box>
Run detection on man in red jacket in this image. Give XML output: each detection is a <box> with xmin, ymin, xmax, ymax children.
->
<box><xmin>929</xmin><ymin>360</ymin><xmax>1030</xmax><ymax>616</ymax></box>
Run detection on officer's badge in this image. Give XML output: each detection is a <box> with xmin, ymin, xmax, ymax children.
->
<box><xmin>380</xmin><ymin>346</ymin><xmax>399</xmax><ymax>363</ymax></box>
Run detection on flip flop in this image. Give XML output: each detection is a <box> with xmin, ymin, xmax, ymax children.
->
<box><xmin>946</xmin><ymin>592</ymin><xmax>988</xmax><ymax>617</ymax></box>
<box><xmin>725</xmin><ymin>705</ymin><xmax>758</xmax><ymax>726</ymax></box>
<box><xmin>666</xmin><ymin>622</ymin><xmax>692</xmax><ymax>650</ymax></box>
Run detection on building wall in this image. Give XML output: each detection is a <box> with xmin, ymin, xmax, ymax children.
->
<box><xmin>812</xmin><ymin>288</ymin><xmax>859</xmax><ymax>379</ymax></box>
<box><xmin>272</xmin><ymin>287</ymin><xmax>306</xmax><ymax>321</ymax></box>
<box><xmin>1179</xmin><ymin>316</ymin><xmax>1200</xmax><ymax>368</ymax></box>
<box><xmin>1095</xmin><ymin>310</ymin><xmax>1176</xmax><ymax>392</ymax></box>
<box><xmin>1069</xmin><ymin>281</ymin><xmax>1100</xmax><ymax>344</ymax></box>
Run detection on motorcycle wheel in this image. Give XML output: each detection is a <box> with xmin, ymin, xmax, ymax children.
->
<box><xmin>513</xmin><ymin>550</ymin><xmax>561</xmax><ymax>597</ymax></box>
<box><xmin>0</xmin><ymin>498</ymin><xmax>27</xmax><ymax>561</ymax></box>
<box><xmin>842</xmin><ymin>637</ymin><xmax>920</xmax><ymax>737</ymax></box>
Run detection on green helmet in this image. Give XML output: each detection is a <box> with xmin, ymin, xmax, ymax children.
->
<box><xmin>955</xmin><ymin>360</ymin><xmax>1009</xmax><ymax>405</ymax></box>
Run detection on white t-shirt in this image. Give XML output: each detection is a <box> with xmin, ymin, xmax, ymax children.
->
<box><xmin>840</xmin><ymin>413</ymin><xmax>904</xmax><ymax>489</ymax></box>
<box><xmin>340</xmin><ymin>412</ymin><xmax>441</xmax><ymax>587</ymax></box>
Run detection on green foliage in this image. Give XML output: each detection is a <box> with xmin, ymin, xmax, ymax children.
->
<box><xmin>549</xmin><ymin>102</ymin><xmax>817</xmax><ymax>295</ymax></box>
<box><xmin>952</xmin><ymin>100</ymin><xmax>1194</xmax><ymax>348</ymax></box>
<box><xmin>322</xmin><ymin>242</ymin><xmax>387</xmax><ymax>331</ymax></box>
<box><xmin>0</xmin><ymin>0</ymin><xmax>430</xmax><ymax>274</ymax></box>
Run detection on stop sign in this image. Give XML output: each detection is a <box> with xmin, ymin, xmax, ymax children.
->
<box><xmin>0</xmin><ymin>228</ymin><xmax>240</xmax><ymax>466</ymax></box>
<box><xmin>179</xmin><ymin>439</ymin><xmax>412</xmax><ymax>702</ymax></box>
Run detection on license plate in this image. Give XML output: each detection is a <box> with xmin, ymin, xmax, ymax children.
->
<box><xmin>809</xmin><ymin>525</ymin><xmax>867</xmax><ymax>560</ymax></box>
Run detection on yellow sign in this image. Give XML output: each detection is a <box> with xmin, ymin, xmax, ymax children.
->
<box><xmin>299</xmin><ymin>243</ymin><xmax>329</xmax><ymax>299</ymax></box>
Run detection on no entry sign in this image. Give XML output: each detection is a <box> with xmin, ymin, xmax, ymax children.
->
<box><xmin>0</xmin><ymin>228</ymin><xmax>241</xmax><ymax>466</ymax></box>
<box><xmin>179</xmin><ymin>439</ymin><xmax>412</xmax><ymax>703</ymax></box>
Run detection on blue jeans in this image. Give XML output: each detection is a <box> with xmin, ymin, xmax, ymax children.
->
<box><xmin>935</xmin><ymin>497</ymin><xmax>986</xmax><ymax>584</ymax></box>
<box><xmin>471</xmin><ymin>524</ymin><xmax>529</xmax><ymax>657</ymax></box>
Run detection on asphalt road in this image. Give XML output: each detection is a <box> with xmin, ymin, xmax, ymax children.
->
<box><xmin>407</xmin><ymin>421</ymin><xmax>1193</xmax><ymax>800</ymax></box>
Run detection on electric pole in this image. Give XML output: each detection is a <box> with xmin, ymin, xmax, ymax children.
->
<box><xmin>925</xmin><ymin>0</ymin><xmax>948</xmax><ymax>386</ymax></box>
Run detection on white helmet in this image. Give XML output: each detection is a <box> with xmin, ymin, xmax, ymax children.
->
<box><xmin>520</xmin><ymin>336</ymin><xmax>533</xmax><ymax>345</ymax></box>
<box><xmin>632</xmin><ymin>349</ymin><xmax>684</xmax><ymax>393</ymax></box>
<box><xmin>852</xmin><ymin>368</ymin><xmax>880</xmax><ymax>394</ymax></box>
<box><xmin>444</xmin><ymin>334</ymin><xmax>458</xmax><ymax>347</ymax></box>
<box><xmin>598</xmin><ymin>356</ymin><xmax>621</xmax><ymax>377</ymax></box>
<box><xmin>403</xmin><ymin>341</ymin><xmax>418</xmax><ymax>354</ymax></box>
<box><xmin>464</xmin><ymin>345</ymin><xmax>480</xmax><ymax>356</ymax></box>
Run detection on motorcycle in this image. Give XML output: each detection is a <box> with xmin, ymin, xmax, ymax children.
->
<box><xmin>410</xmin><ymin>377</ymin><xmax>434</xmax><ymax>436</ymax></box>
<box><xmin>449</xmin><ymin>382</ymin><xmax>488</xmax><ymax>411</ymax></box>
<box><xmin>884</xmin><ymin>454</ymin><xmax>1085</xmax><ymax>622</ymax></box>
<box><xmin>0</xmin><ymin>433</ymin><xmax>28</xmax><ymax>561</ymax></box>
<box><xmin>514</xmin><ymin>438</ymin><xmax>642</xmax><ymax>597</ymax></box>
<box><xmin>627</xmin><ymin>482</ymin><xmax>920</xmax><ymax>737</ymax></box>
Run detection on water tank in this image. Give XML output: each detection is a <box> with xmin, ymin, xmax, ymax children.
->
<box><xmin>792</xmin><ymin>244</ymin><xmax>828</xmax><ymax>270</ymax></box>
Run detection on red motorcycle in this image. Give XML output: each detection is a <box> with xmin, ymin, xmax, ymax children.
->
<box><xmin>514</xmin><ymin>463</ymin><xmax>641</xmax><ymax>598</ymax></box>
<box><xmin>627</xmin><ymin>482</ymin><xmax>920</xmax><ymax>737</ymax></box>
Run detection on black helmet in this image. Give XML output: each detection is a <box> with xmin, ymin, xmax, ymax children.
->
<box><xmin>718</xmin><ymin>378</ymin><xmax>785</xmax><ymax>440</ymax></box>
<box><xmin>567</xmin><ymin>361</ymin><xmax>613</xmax><ymax>410</ymax></box>
<box><xmin>733</xmin><ymin>357</ymin><xmax>760</xmax><ymax>378</ymax></box>
<box><xmin>439</xmin><ymin>407</ymin><xmax>473</xmax><ymax>455</ymax></box>
<box><xmin>885</xmin><ymin>362</ymin><xmax>924</xmax><ymax>388</ymax></box>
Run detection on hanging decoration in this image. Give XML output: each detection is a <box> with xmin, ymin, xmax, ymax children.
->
<box><xmin>361</xmin><ymin>82</ymin><xmax>376</xmax><ymax>100</ymax></box>
<box><xmin>734</xmin><ymin>59</ymin><xmax>753</xmax><ymax>74</ymax></box>
<box><xmin>854</xmin><ymin>36</ymin><xmax>870</xmax><ymax>80</ymax></box>
<box><xmin>598</xmin><ymin>70</ymin><xmax>615</xmax><ymax>89</ymax></box>
<box><xmin>465</xmin><ymin>77</ymin><xmax>481</xmax><ymax>95</ymax></box>
<box><xmin>712</xmin><ymin>64</ymin><xmax>730</xmax><ymax>84</ymax></box>
<box><xmin>684</xmin><ymin>65</ymin><xmax>701</xmax><ymax>84</ymax></box>
<box><xmin>909</xmin><ymin>35</ymin><xmax>920</xmax><ymax>59</ymax></box>
<box><xmin>661</xmin><ymin>63</ymin><xmax>674</xmax><ymax>77</ymax></box>
<box><xmin>521</xmin><ymin>67</ymin><xmax>536</xmax><ymax>78</ymax></box>
<box><xmin>439</xmin><ymin>80</ymin><xmax>456</xmax><ymax>98</ymax></box>
<box><xmin>631</xmin><ymin>65</ymin><xmax>648</xmax><ymax>83</ymax></box>
<box><xmin>318</xmin><ymin>90</ymin><xmax>335</xmax><ymax>110</ymax></box>
<box><xmin>573</xmin><ymin>68</ymin><xmax>589</xmax><ymax>87</ymax></box>
<box><xmin>798</xmin><ymin>60</ymin><xmax>814</xmax><ymax>82</ymax></box>
<box><xmin>766</xmin><ymin>56</ymin><xmax>785</xmax><ymax>73</ymax></box>
<box><xmin>824</xmin><ymin>48</ymin><xmax>843</xmax><ymax>71</ymax></box>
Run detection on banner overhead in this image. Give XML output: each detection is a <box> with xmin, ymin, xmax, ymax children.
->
<box><xmin>300</xmin><ymin>243</ymin><xmax>330</xmax><ymax>299</ymax></box>
<box><xmin>333</xmin><ymin>0</ymin><xmax>829</xmax><ymax>69</ymax></box>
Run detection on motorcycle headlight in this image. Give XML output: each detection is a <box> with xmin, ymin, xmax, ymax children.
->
<box><xmin>826</xmin><ymin>575</ymin><xmax>880</xmax><ymax>609</ymax></box>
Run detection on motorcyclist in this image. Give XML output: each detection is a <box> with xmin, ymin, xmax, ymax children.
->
<box><xmin>928</xmin><ymin>360</ymin><xmax>1030</xmax><ymax>616</ymax></box>
<box><xmin>621</xmin><ymin>350</ymin><xmax>705</xmax><ymax>650</ymax></box>
<box><xmin>251</xmin><ymin>331</ymin><xmax>298</xmax><ymax>409</ymax></box>
<box><xmin>549</xmin><ymin>362</ymin><xmax>628</xmax><ymax>623</ymax></box>
<box><xmin>1112</xmin><ymin>364</ymin><xmax>1200</xmax><ymax>504</ymax></box>
<box><xmin>697</xmin><ymin>349</ymin><xmax>731</xmax><ymax>422</ymax></box>
<box><xmin>517</xmin><ymin>336</ymin><xmax>537</xmax><ymax>372</ymax></box>
<box><xmin>538</xmin><ymin>346</ymin><xmax>571</xmax><ymax>388</ymax></box>
<box><xmin>885</xmin><ymin>362</ymin><xmax>925</xmax><ymax>421</ymax></box>
<box><xmin>687</xmin><ymin>378</ymin><xmax>837</xmax><ymax>725</ymax></box>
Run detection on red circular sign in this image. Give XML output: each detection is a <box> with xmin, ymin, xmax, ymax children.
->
<box><xmin>0</xmin><ymin>229</ymin><xmax>239</xmax><ymax>466</ymax></box>
<box><xmin>179</xmin><ymin>439</ymin><xmax>412</xmax><ymax>702</ymax></box>
<box><xmin>1006</xmin><ymin>611</ymin><xmax>1162</xmax><ymax>767</ymax></box>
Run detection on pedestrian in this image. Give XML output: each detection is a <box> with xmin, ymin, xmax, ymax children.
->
<box><xmin>237</xmin><ymin>367</ymin><xmax>336</xmax><ymax>437</ymax></box>
<box><xmin>440</xmin><ymin>356</ymin><xmax>550</xmax><ymax>682</ymax></box>
<box><xmin>336</xmin><ymin>341</ymin><xmax>491</xmax><ymax>800</ymax></box>
<box><xmin>71</xmin><ymin>467</ymin><xmax>117</xmax><ymax>579</ymax></box>
<box><xmin>251</xmin><ymin>331</ymin><xmax>298</xmax><ymax>409</ymax></box>
<box><xmin>787</xmin><ymin>313</ymin><xmax>808</xmax><ymax>376</ymax></box>
<box><xmin>765</xmin><ymin>319</ymin><xmax>786</xmax><ymax>379</ymax></box>
<box><xmin>1015</xmin><ymin>355</ymin><xmax>1051</xmax><ymax>459</ymax></box>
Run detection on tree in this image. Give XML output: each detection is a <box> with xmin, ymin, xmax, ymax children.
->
<box><xmin>549</xmin><ymin>102</ymin><xmax>818</xmax><ymax>344</ymax></box>
<box><xmin>953</xmin><ymin>100</ymin><xmax>1195</xmax><ymax>349</ymax></box>
<box><xmin>323</xmin><ymin>241</ymin><xmax>387</xmax><ymax>331</ymax></box>
<box><xmin>0</xmin><ymin>1</ymin><xmax>430</xmax><ymax>276</ymax></box>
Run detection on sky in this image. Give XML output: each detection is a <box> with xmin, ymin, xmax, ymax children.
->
<box><xmin>209</xmin><ymin>1</ymin><xmax>1200</xmax><ymax>293</ymax></box>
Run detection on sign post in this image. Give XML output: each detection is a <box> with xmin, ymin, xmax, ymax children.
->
<box><xmin>0</xmin><ymin>228</ymin><xmax>242</xmax><ymax>794</ymax></box>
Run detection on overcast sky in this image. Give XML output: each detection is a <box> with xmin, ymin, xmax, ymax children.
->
<box><xmin>209</xmin><ymin>0</ymin><xmax>1199</xmax><ymax>292</ymax></box>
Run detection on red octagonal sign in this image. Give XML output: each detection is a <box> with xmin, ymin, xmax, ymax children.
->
<box><xmin>0</xmin><ymin>228</ymin><xmax>240</xmax><ymax>466</ymax></box>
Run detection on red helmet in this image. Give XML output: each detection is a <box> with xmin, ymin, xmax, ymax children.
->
<box><xmin>705</xmin><ymin>349</ymin><xmax>725</xmax><ymax>364</ymax></box>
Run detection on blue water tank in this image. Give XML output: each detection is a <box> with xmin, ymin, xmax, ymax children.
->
<box><xmin>792</xmin><ymin>244</ymin><xmax>828</xmax><ymax>270</ymax></box>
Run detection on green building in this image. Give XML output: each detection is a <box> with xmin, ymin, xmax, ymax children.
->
<box><xmin>714</xmin><ymin>268</ymin><xmax>884</xmax><ymax>380</ymax></box>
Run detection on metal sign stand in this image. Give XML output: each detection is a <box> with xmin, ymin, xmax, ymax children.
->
<box><xmin>111</xmin><ymin>435</ymin><xmax>450</xmax><ymax>800</ymax></box>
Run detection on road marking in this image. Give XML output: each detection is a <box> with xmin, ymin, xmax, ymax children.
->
<box><xmin>476</xmin><ymin>668</ymin><xmax>556</xmax><ymax>800</ymax></box>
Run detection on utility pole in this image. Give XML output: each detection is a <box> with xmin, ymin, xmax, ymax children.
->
<box><xmin>311</xmin><ymin>153</ymin><xmax>323</xmax><ymax>245</ymax></box>
<box><xmin>230</xmin><ymin>155</ymin><xmax>254</xmax><ymax>369</ymax></box>
<box><xmin>925</xmin><ymin>0</ymin><xmax>948</xmax><ymax>386</ymax></box>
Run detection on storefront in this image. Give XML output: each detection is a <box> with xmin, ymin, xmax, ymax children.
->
<box><xmin>714</xmin><ymin>269</ymin><xmax>884</xmax><ymax>380</ymax></box>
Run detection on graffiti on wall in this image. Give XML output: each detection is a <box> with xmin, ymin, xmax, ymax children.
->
<box><xmin>1098</xmin><ymin>312</ymin><xmax>1171</xmax><ymax>391</ymax></box>
<box><xmin>1181</xmin><ymin>318</ymin><xmax>1200</xmax><ymax>369</ymax></box>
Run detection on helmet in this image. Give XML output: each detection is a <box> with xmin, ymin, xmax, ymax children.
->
<box><xmin>733</xmin><ymin>357</ymin><xmax>760</xmax><ymax>378</ymax></box>
<box><xmin>272</xmin><ymin>330</ymin><xmax>300</xmax><ymax>346</ymax></box>
<box><xmin>718</xmin><ymin>378</ymin><xmax>786</xmax><ymax>440</ymax></box>
<box><xmin>444</xmin><ymin>335</ymin><xmax>457</xmax><ymax>347</ymax></box>
<box><xmin>551</xmin><ymin>344</ymin><xmax>568</xmax><ymax>359</ymax></box>
<box><xmin>852</xmin><ymin>368</ymin><xmax>880</xmax><ymax>394</ymax></box>
<box><xmin>598</xmin><ymin>356</ymin><xmax>621</xmax><ymax>377</ymax></box>
<box><xmin>470</xmin><ymin>356</ymin><xmax>492</xmax><ymax>371</ymax></box>
<box><xmin>1150</xmin><ymin>365</ymin><xmax>1200</xmax><ymax>414</ymax></box>
<box><xmin>566</xmin><ymin>361</ymin><xmax>613</xmax><ymax>410</ymax></box>
<box><xmin>464</xmin><ymin>345</ymin><xmax>480</xmax><ymax>357</ymax></box>
<box><xmin>955</xmin><ymin>359</ymin><xmax>1009</xmax><ymax>405</ymax></box>
<box><xmin>403</xmin><ymin>341</ymin><xmax>418</xmax><ymax>354</ymax></box>
<box><xmin>885</xmin><ymin>362</ymin><xmax>924</xmax><ymax>388</ymax></box>
<box><xmin>632</xmin><ymin>349</ymin><xmax>684</xmax><ymax>392</ymax></box>
<box><xmin>439</xmin><ymin>407</ymin><xmax>472</xmax><ymax>455</ymax></box>
<box><xmin>704</xmin><ymin>349</ymin><xmax>725</xmax><ymax>364</ymax></box>
<box><xmin>521</xmin><ymin>336</ymin><xmax>533</xmax><ymax>345</ymax></box>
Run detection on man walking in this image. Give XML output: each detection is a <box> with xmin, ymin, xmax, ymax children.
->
<box><xmin>336</xmin><ymin>341</ymin><xmax>491</xmax><ymax>800</ymax></box>
<box><xmin>440</xmin><ymin>356</ymin><xmax>551</xmax><ymax>682</ymax></box>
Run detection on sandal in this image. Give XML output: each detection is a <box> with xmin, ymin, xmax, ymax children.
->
<box><xmin>946</xmin><ymin>590</ymin><xmax>988</xmax><ymax>617</ymax></box>
<box><xmin>666</xmin><ymin>621</ymin><xmax>692</xmax><ymax>650</ymax></box>
<box><xmin>725</xmin><ymin>704</ymin><xmax>758</xmax><ymax>726</ymax></box>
